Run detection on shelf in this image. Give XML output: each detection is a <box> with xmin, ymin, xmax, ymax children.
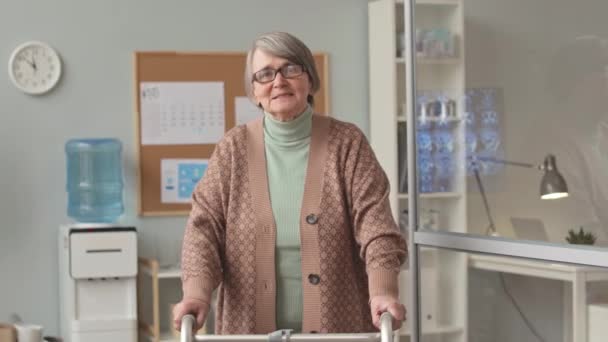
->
<box><xmin>399</xmin><ymin>192</ymin><xmax>461</xmax><ymax>199</ymax></box>
<box><xmin>141</xmin><ymin>263</ymin><xmax>181</xmax><ymax>279</ymax></box>
<box><xmin>400</xmin><ymin>324</ymin><xmax>464</xmax><ymax>336</ymax></box>
<box><xmin>418</xmin><ymin>57</ymin><xmax>462</xmax><ymax>65</ymax></box>
<box><xmin>397</xmin><ymin>115</ymin><xmax>462</xmax><ymax>123</ymax></box>
<box><xmin>396</xmin><ymin>0</ymin><xmax>460</xmax><ymax>7</ymax></box>
<box><xmin>157</xmin><ymin>266</ymin><xmax>181</xmax><ymax>279</ymax></box>
<box><xmin>396</xmin><ymin>57</ymin><xmax>462</xmax><ymax>65</ymax></box>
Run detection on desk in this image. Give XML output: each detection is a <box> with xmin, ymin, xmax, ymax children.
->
<box><xmin>469</xmin><ymin>254</ymin><xmax>608</xmax><ymax>342</ymax></box>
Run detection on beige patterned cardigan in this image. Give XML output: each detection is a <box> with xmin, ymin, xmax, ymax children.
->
<box><xmin>181</xmin><ymin>114</ymin><xmax>407</xmax><ymax>334</ymax></box>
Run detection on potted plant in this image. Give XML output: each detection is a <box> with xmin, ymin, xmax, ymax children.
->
<box><xmin>565</xmin><ymin>227</ymin><xmax>597</xmax><ymax>245</ymax></box>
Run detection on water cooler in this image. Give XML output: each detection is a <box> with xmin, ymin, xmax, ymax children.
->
<box><xmin>58</xmin><ymin>224</ymin><xmax>138</xmax><ymax>342</ymax></box>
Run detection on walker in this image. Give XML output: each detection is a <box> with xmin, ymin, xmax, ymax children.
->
<box><xmin>180</xmin><ymin>312</ymin><xmax>397</xmax><ymax>342</ymax></box>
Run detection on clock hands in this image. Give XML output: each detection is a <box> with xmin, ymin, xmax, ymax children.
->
<box><xmin>26</xmin><ymin>57</ymin><xmax>38</xmax><ymax>72</ymax></box>
<box><xmin>23</xmin><ymin>50</ymin><xmax>38</xmax><ymax>72</ymax></box>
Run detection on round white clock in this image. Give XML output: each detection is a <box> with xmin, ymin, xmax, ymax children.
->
<box><xmin>8</xmin><ymin>41</ymin><xmax>62</xmax><ymax>95</ymax></box>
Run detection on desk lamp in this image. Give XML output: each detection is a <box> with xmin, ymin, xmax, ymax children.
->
<box><xmin>472</xmin><ymin>154</ymin><xmax>569</xmax><ymax>236</ymax></box>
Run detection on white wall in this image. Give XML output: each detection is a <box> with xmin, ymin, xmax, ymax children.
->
<box><xmin>0</xmin><ymin>0</ymin><xmax>369</xmax><ymax>335</ymax></box>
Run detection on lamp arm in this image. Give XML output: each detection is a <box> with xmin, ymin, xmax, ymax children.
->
<box><xmin>472</xmin><ymin>154</ymin><xmax>567</xmax><ymax>235</ymax></box>
<box><xmin>476</xmin><ymin>156</ymin><xmax>538</xmax><ymax>169</ymax></box>
<box><xmin>473</xmin><ymin>165</ymin><xmax>498</xmax><ymax>235</ymax></box>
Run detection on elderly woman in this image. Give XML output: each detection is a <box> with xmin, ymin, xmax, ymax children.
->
<box><xmin>173</xmin><ymin>31</ymin><xmax>407</xmax><ymax>334</ymax></box>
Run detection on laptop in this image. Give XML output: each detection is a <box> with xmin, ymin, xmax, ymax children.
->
<box><xmin>510</xmin><ymin>217</ymin><xmax>549</xmax><ymax>242</ymax></box>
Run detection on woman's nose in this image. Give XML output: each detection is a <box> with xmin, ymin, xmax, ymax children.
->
<box><xmin>272</xmin><ymin>72</ymin><xmax>288</xmax><ymax>86</ymax></box>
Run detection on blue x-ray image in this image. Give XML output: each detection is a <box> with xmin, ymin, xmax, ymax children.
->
<box><xmin>178</xmin><ymin>163</ymin><xmax>208</xmax><ymax>199</ymax></box>
<box><xmin>401</xmin><ymin>88</ymin><xmax>504</xmax><ymax>194</ymax></box>
<box><xmin>465</xmin><ymin>88</ymin><xmax>505</xmax><ymax>176</ymax></box>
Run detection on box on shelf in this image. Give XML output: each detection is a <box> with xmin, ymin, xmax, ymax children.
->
<box><xmin>0</xmin><ymin>324</ymin><xmax>16</xmax><ymax>342</ymax></box>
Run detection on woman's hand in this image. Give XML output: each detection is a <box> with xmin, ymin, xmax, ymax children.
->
<box><xmin>369</xmin><ymin>295</ymin><xmax>406</xmax><ymax>330</ymax></box>
<box><xmin>172</xmin><ymin>297</ymin><xmax>210</xmax><ymax>332</ymax></box>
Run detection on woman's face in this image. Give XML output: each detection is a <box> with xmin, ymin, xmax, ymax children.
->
<box><xmin>251</xmin><ymin>49</ymin><xmax>311</xmax><ymax>121</ymax></box>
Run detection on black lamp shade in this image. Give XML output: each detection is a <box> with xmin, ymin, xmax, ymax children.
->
<box><xmin>540</xmin><ymin>154</ymin><xmax>569</xmax><ymax>199</ymax></box>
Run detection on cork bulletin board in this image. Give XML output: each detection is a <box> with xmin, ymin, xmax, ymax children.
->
<box><xmin>134</xmin><ymin>51</ymin><xmax>329</xmax><ymax>216</ymax></box>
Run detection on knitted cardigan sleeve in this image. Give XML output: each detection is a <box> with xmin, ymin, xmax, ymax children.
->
<box><xmin>346</xmin><ymin>125</ymin><xmax>407</xmax><ymax>299</ymax></box>
<box><xmin>180</xmin><ymin>137</ymin><xmax>231</xmax><ymax>306</ymax></box>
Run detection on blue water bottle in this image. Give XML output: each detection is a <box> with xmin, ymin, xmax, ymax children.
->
<box><xmin>65</xmin><ymin>138</ymin><xmax>124</xmax><ymax>223</ymax></box>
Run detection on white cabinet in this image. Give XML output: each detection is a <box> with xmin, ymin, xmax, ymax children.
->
<box><xmin>368</xmin><ymin>0</ymin><xmax>467</xmax><ymax>340</ymax></box>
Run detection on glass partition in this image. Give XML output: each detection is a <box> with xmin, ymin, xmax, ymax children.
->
<box><xmin>382</xmin><ymin>0</ymin><xmax>608</xmax><ymax>245</ymax></box>
<box><xmin>403</xmin><ymin>0</ymin><xmax>608</xmax><ymax>341</ymax></box>
<box><xmin>460</xmin><ymin>0</ymin><xmax>608</xmax><ymax>247</ymax></box>
<box><xmin>367</xmin><ymin>0</ymin><xmax>608</xmax><ymax>341</ymax></box>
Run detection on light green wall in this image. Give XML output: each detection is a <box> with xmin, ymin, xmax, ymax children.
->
<box><xmin>0</xmin><ymin>0</ymin><xmax>369</xmax><ymax>335</ymax></box>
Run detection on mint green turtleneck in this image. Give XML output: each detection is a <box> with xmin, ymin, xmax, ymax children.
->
<box><xmin>263</xmin><ymin>106</ymin><xmax>312</xmax><ymax>332</ymax></box>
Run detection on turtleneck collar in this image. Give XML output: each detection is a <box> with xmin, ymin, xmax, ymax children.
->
<box><xmin>263</xmin><ymin>105</ymin><xmax>313</xmax><ymax>147</ymax></box>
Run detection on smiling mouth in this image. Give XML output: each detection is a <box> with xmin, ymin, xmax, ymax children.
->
<box><xmin>272</xmin><ymin>93</ymin><xmax>293</xmax><ymax>100</ymax></box>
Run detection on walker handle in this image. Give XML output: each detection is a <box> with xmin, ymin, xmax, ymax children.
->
<box><xmin>181</xmin><ymin>314</ymin><xmax>196</xmax><ymax>342</ymax></box>
<box><xmin>380</xmin><ymin>312</ymin><xmax>393</xmax><ymax>342</ymax></box>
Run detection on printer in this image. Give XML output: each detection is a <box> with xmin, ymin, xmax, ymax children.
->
<box><xmin>58</xmin><ymin>224</ymin><xmax>137</xmax><ymax>342</ymax></box>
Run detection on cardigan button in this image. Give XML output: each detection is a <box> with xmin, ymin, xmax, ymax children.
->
<box><xmin>306</xmin><ymin>214</ymin><xmax>318</xmax><ymax>225</ymax></box>
<box><xmin>308</xmin><ymin>274</ymin><xmax>320</xmax><ymax>285</ymax></box>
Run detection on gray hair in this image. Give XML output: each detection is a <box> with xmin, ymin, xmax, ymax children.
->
<box><xmin>244</xmin><ymin>31</ymin><xmax>320</xmax><ymax>106</ymax></box>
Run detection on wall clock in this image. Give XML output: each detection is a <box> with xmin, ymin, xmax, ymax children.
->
<box><xmin>8</xmin><ymin>41</ymin><xmax>62</xmax><ymax>95</ymax></box>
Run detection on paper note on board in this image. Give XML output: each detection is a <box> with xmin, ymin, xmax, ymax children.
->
<box><xmin>140</xmin><ymin>82</ymin><xmax>225</xmax><ymax>145</ymax></box>
<box><xmin>161</xmin><ymin>159</ymin><xmax>209</xmax><ymax>203</ymax></box>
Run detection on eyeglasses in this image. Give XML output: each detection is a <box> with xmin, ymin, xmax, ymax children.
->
<box><xmin>252</xmin><ymin>64</ymin><xmax>305</xmax><ymax>84</ymax></box>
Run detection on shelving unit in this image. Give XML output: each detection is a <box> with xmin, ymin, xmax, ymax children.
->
<box><xmin>396</xmin><ymin>115</ymin><xmax>462</xmax><ymax>122</ymax></box>
<box><xmin>396</xmin><ymin>57</ymin><xmax>462</xmax><ymax>65</ymax></box>
<box><xmin>368</xmin><ymin>0</ymin><xmax>467</xmax><ymax>340</ymax></box>
<box><xmin>138</xmin><ymin>258</ymin><xmax>207</xmax><ymax>342</ymax></box>
<box><xmin>398</xmin><ymin>192</ymin><xmax>461</xmax><ymax>200</ymax></box>
<box><xmin>138</xmin><ymin>258</ymin><xmax>177</xmax><ymax>342</ymax></box>
<box><xmin>402</xmin><ymin>325</ymin><xmax>463</xmax><ymax>336</ymax></box>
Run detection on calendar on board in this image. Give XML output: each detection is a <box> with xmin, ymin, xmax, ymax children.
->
<box><xmin>140</xmin><ymin>82</ymin><xmax>225</xmax><ymax>145</ymax></box>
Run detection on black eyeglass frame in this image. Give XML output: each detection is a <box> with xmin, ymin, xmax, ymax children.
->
<box><xmin>252</xmin><ymin>64</ymin><xmax>306</xmax><ymax>84</ymax></box>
